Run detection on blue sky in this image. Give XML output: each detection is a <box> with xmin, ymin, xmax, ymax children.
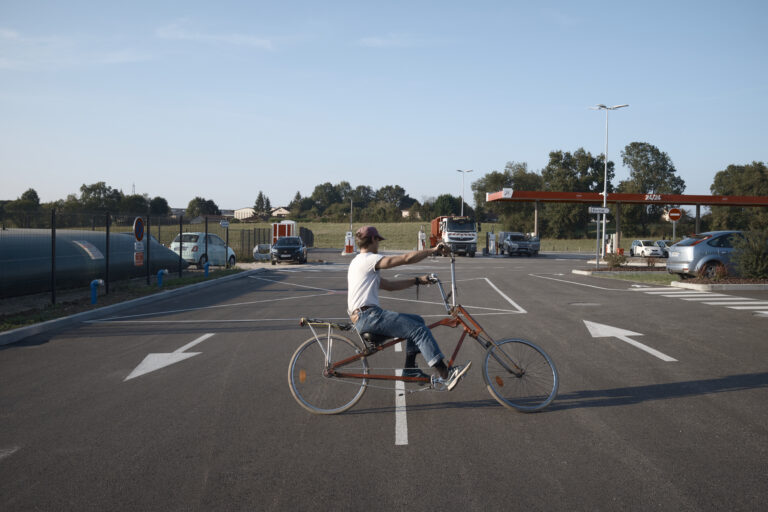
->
<box><xmin>2</xmin><ymin>0</ymin><xmax>766</xmax><ymax>210</ymax></box>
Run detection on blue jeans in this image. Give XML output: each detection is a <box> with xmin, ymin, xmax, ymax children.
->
<box><xmin>354</xmin><ymin>306</ymin><xmax>444</xmax><ymax>367</ymax></box>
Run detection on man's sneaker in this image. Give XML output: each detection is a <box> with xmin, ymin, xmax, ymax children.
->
<box><xmin>445</xmin><ymin>361</ymin><xmax>472</xmax><ymax>391</ymax></box>
<box><xmin>402</xmin><ymin>367</ymin><xmax>430</xmax><ymax>385</ymax></box>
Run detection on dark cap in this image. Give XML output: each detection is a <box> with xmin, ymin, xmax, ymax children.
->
<box><xmin>356</xmin><ymin>226</ymin><xmax>385</xmax><ymax>240</ymax></box>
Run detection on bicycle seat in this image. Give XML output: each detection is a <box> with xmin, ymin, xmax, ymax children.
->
<box><xmin>361</xmin><ymin>332</ymin><xmax>390</xmax><ymax>346</ymax></box>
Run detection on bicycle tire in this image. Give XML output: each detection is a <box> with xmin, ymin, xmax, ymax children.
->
<box><xmin>483</xmin><ymin>338</ymin><xmax>558</xmax><ymax>412</ymax></box>
<box><xmin>288</xmin><ymin>334</ymin><xmax>368</xmax><ymax>415</ymax></box>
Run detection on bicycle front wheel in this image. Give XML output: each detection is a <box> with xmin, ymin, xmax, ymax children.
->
<box><xmin>483</xmin><ymin>338</ymin><xmax>558</xmax><ymax>412</ymax></box>
<box><xmin>288</xmin><ymin>334</ymin><xmax>368</xmax><ymax>415</ymax></box>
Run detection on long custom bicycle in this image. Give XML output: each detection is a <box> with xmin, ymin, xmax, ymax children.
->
<box><xmin>288</xmin><ymin>254</ymin><xmax>558</xmax><ymax>414</ymax></box>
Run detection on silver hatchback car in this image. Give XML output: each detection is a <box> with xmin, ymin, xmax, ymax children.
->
<box><xmin>666</xmin><ymin>230</ymin><xmax>743</xmax><ymax>278</ymax></box>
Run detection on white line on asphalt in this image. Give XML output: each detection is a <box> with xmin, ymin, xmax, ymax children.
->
<box><xmin>727</xmin><ymin>305</ymin><xmax>768</xmax><ymax>310</ymax></box>
<box><xmin>629</xmin><ymin>287</ymin><xmax>678</xmax><ymax>291</ymax></box>
<box><xmin>681</xmin><ymin>296</ymin><xmax>747</xmax><ymax>301</ymax></box>
<box><xmin>0</xmin><ymin>446</ymin><xmax>20</xmax><ymax>461</ymax></box>
<box><xmin>659</xmin><ymin>293</ymin><xmax>725</xmax><ymax>298</ymax></box>
<box><xmin>248</xmin><ymin>276</ymin><xmax>339</xmax><ymax>293</ymax></box>
<box><xmin>394</xmin><ymin>370</ymin><xmax>408</xmax><ymax>446</ymax></box>
<box><xmin>704</xmin><ymin>301</ymin><xmax>768</xmax><ymax>306</ymax></box>
<box><xmin>483</xmin><ymin>278</ymin><xmax>527</xmax><ymax>313</ymax></box>
<box><xmin>530</xmin><ymin>274</ymin><xmax>622</xmax><ymax>290</ymax></box>
<box><xmin>645</xmin><ymin>290</ymin><xmax>705</xmax><ymax>295</ymax></box>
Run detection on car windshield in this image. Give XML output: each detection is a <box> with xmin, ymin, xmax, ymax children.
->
<box><xmin>275</xmin><ymin>237</ymin><xmax>301</xmax><ymax>246</ymax></box>
<box><xmin>641</xmin><ymin>240</ymin><xmax>654</xmax><ymax>245</ymax></box>
<box><xmin>446</xmin><ymin>218</ymin><xmax>475</xmax><ymax>231</ymax></box>
<box><xmin>173</xmin><ymin>234</ymin><xmax>200</xmax><ymax>243</ymax></box>
<box><xmin>507</xmin><ymin>234</ymin><xmax>525</xmax><ymax>241</ymax></box>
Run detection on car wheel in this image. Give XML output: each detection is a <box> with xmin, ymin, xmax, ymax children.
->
<box><xmin>228</xmin><ymin>256</ymin><xmax>236</xmax><ymax>267</ymax></box>
<box><xmin>197</xmin><ymin>255</ymin><xmax>208</xmax><ymax>268</ymax></box>
<box><xmin>702</xmin><ymin>261</ymin><xmax>723</xmax><ymax>279</ymax></box>
<box><xmin>271</xmin><ymin>259</ymin><xmax>276</xmax><ymax>265</ymax></box>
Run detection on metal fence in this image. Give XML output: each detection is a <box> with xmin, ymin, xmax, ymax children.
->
<box><xmin>0</xmin><ymin>209</ymin><xmax>313</xmax><ymax>302</ymax></box>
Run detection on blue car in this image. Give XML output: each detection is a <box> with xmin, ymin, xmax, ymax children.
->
<box><xmin>666</xmin><ymin>230</ymin><xmax>742</xmax><ymax>278</ymax></box>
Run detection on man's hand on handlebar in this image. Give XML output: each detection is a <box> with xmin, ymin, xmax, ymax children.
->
<box><xmin>414</xmin><ymin>273</ymin><xmax>439</xmax><ymax>285</ymax></box>
<box><xmin>432</xmin><ymin>242</ymin><xmax>451</xmax><ymax>256</ymax></box>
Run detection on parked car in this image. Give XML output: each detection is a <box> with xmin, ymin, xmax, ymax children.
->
<box><xmin>655</xmin><ymin>239</ymin><xmax>674</xmax><ymax>258</ymax></box>
<box><xmin>630</xmin><ymin>239</ymin><xmax>663</xmax><ymax>257</ymax></box>
<box><xmin>500</xmin><ymin>232</ymin><xmax>540</xmax><ymax>257</ymax></box>
<box><xmin>170</xmin><ymin>232</ymin><xmax>236</xmax><ymax>268</ymax></box>
<box><xmin>666</xmin><ymin>230</ymin><xmax>743</xmax><ymax>279</ymax></box>
<box><xmin>270</xmin><ymin>236</ymin><xmax>307</xmax><ymax>264</ymax></box>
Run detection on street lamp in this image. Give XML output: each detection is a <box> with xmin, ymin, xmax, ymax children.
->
<box><xmin>456</xmin><ymin>169</ymin><xmax>473</xmax><ymax>216</ymax></box>
<box><xmin>590</xmin><ymin>103</ymin><xmax>628</xmax><ymax>257</ymax></box>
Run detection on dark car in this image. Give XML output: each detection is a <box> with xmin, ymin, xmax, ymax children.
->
<box><xmin>666</xmin><ymin>230</ymin><xmax>743</xmax><ymax>278</ymax></box>
<box><xmin>270</xmin><ymin>236</ymin><xmax>307</xmax><ymax>264</ymax></box>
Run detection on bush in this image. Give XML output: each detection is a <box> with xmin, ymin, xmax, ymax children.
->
<box><xmin>604</xmin><ymin>253</ymin><xmax>627</xmax><ymax>267</ymax></box>
<box><xmin>732</xmin><ymin>230</ymin><xmax>768</xmax><ymax>278</ymax></box>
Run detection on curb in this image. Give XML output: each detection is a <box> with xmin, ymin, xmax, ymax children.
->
<box><xmin>0</xmin><ymin>268</ymin><xmax>267</xmax><ymax>347</ymax></box>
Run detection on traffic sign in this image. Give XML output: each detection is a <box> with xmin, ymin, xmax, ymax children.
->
<box><xmin>668</xmin><ymin>208</ymin><xmax>682</xmax><ymax>221</ymax></box>
<box><xmin>133</xmin><ymin>217</ymin><xmax>145</xmax><ymax>241</ymax></box>
<box><xmin>220</xmin><ymin>220</ymin><xmax>230</xmax><ymax>228</ymax></box>
<box><xmin>588</xmin><ymin>206</ymin><xmax>610</xmax><ymax>215</ymax></box>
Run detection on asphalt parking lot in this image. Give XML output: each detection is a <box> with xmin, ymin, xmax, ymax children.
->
<box><xmin>1</xmin><ymin>250</ymin><xmax>767</xmax><ymax>510</ymax></box>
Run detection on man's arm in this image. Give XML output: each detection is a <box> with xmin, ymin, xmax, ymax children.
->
<box><xmin>376</xmin><ymin>243</ymin><xmax>448</xmax><ymax>270</ymax></box>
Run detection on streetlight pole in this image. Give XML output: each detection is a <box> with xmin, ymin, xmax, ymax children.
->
<box><xmin>456</xmin><ymin>169</ymin><xmax>473</xmax><ymax>216</ymax></box>
<box><xmin>591</xmin><ymin>104</ymin><xmax>628</xmax><ymax>258</ymax></box>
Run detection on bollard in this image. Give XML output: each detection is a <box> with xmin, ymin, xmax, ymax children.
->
<box><xmin>157</xmin><ymin>269</ymin><xmax>168</xmax><ymax>288</ymax></box>
<box><xmin>90</xmin><ymin>279</ymin><xmax>104</xmax><ymax>304</ymax></box>
<box><xmin>204</xmin><ymin>261</ymin><xmax>210</xmax><ymax>277</ymax></box>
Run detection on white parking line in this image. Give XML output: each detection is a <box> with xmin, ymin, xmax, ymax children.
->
<box><xmin>704</xmin><ymin>301</ymin><xmax>768</xmax><ymax>306</ymax></box>
<box><xmin>394</xmin><ymin>370</ymin><xmax>408</xmax><ymax>446</ymax></box>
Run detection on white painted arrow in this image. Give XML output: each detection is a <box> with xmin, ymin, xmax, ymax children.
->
<box><xmin>583</xmin><ymin>321</ymin><xmax>677</xmax><ymax>362</ymax></box>
<box><xmin>125</xmin><ymin>333</ymin><xmax>215</xmax><ymax>381</ymax></box>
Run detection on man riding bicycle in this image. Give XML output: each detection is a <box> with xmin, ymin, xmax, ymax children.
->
<box><xmin>347</xmin><ymin>226</ymin><xmax>471</xmax><ymax>390</ymax></box>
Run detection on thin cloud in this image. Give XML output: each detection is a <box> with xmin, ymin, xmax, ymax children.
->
<box><xmin>0</xmin><ymin>27</ymin><xmax>151</xmax><ymax>70</ymax></box>
<box><xmin>156</xmin><ymin>21</ymin><xmax>272</xmax><ymax>49</ymax></box>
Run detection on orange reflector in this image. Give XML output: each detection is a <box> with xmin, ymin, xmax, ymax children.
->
<box><xmin>495</xmin><ymin>376</ymin><xmax>504</xmax><ymax>387</ymax></box>
<box><xmin>299</xmin><ymin>369</ymin><xmax>307</xmax><ymax>383</ymax></box>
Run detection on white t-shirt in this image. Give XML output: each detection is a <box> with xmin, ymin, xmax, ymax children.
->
<box><xmin>347</xmin><ymin>252</ymin><xmax>385</xmax><ymax>314</ymax></box>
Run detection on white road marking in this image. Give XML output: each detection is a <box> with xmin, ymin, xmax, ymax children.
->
<box><xmin>124</xmin><ymin>333</ymin><xmax>215</xmax><ymax>381</ymax></box>
<box><xmin>704</xmin><ymin>301</ymin><xmax>768</xmax><ymax>306</ymax></box>
<box><xmin>530</xmin><ymin>274</ymin><xmax>621</xmax><ymax>291</ymax></box>
<box><xmin>483</xmin><ymin>278</ymin><xmax>527</xmax><ymax>313</ymax></box>
<box><xmin>727</xmin><ymin>305</ymin><xmax>768</xmax><ymax>310</ymax></box>
<box><xmin>0</xmin><ymin>446</ymin><xmax>20</xmax><ymax>461</ymax></box>
<box><xmin>584</xmin><ymin>321</ymin><xmax>677</xmax><ymax>362</ymax></box>
<box><xmin>394</xmin><ymin>369</ymin><xmax>408</xmax><ymax>446</ymax></box>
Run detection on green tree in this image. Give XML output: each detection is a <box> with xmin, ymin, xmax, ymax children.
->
<box><xmin>709</xmin><ymin>161</ymin><xmax>768</xmax><ymax>230</ymax></box>
<box><xmin>254</xmin><ymin>191</ymin><xmax>266</xmax><ymax>213</ymax></box>
<box><xmin>540</xmin><ymin>149</ymin><xmax>607</xmax><ymax>237</ymax></box>
<box><xmin>618</xmin><ymin>142</ymin><xmax>686</xmax><ymax>234</ymax></box>
<box><xmin>351</xmin><ymin>185</ymin><xmax>375</xmax><ymax>209</ymax></box>
<box><xmin>472</xmin><ymin>162</ymin><xmax>542</xmax><ymax>228</ymax></box>
<box><xmin>432</xmin><ymin>194</ymin><xmax>463</xmax><ymax>216</ymax></box>
<box><xmin>186</xmin><ymin>197</ymin><xmax>220</xmax><ymax>218</ymax></box>
<box><xmin>120</xmin><ymin>194</ymin><xmax>150</xmax><ymax>214</ymax></box>
<box><xmin>376</xmin><ymin>185</ymin><xmax>409</xmax><ymax>209</ymax></box>
<box><xmin>311</xmin><ymin>182</ymin><xmax>341</xmax><ymax>213</ymax></box>
<box><xmin>149</xmin><ymin>196</ymin><xmax>170</xmax><ymax>216</ymax></box>
<box><xmin>79</xmin><ymin>182</ymin><xmax>124</xmax><ymax>212</ymax></box>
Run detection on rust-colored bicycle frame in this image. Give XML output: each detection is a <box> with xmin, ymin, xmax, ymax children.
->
<box><xmin>328</xmin><ymin>304</ymin><xmax>516</xmax><ymax>386</ymax></box>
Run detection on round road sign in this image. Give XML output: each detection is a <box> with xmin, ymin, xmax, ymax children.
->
<box><xmin>668</xmin><ymin>208</ymin><xmax>682</xmax><ymax>222</ymax></box>
<box><xmin>133</xmin><ymin>217</ymin><xmax>145</xmax><ymax>241</ymax></box>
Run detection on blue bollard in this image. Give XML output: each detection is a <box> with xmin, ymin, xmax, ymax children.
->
<box><xmin>204</xmin><ymin>261</ymin><xmax>210</xmax><ymax>277</ymax></box>
<box><xmin>90</xmin><ymin>279</ymin><xmax>104</xmax><ymax>304</ymax></box>
<box><xmin>157</xmin><ymin>269</ymin><xmax>168</xmax><ymax>288</ymax></box>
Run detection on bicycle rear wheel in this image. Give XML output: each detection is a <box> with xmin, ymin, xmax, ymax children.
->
<box><xmin>483</xmin><ymin>338</ymin><xmax>558</xmax><ymax>412</ymax></box>
<box><xmin>288</xmin><ymin>334</ymin><xmax>368</xmax><ymax>414</ymax></box>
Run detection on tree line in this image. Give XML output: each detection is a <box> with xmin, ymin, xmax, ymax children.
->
<box><xmin>2</xmin><ymin>141</ymin><xmax>766</xmax><ymax>237</ymax></box>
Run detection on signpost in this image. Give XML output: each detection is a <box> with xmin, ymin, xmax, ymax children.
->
<box><xmin>668</xmin><ymin>208</ymin><xmax>682</xmax><ymax>240</ymax></box>
<box><xmin>133</xmin><ymin>217</ymin><xmax>145</xmax><ymax>267</ymax></box>
<box><xmin>589</xmin><ymin>207</ymin><xmax>610</xmax><ymax>267</ymax></box>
